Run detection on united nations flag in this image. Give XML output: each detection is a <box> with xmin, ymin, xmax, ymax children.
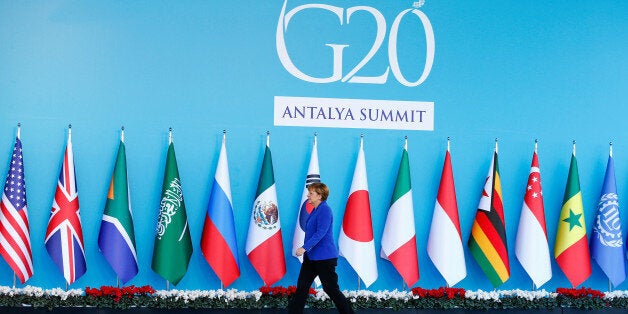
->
<box><xmin>591</xmin><ymin>146</ymin><xmax>626</xmax><ymax>287</ymax></box>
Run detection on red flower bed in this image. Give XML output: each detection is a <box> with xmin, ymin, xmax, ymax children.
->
<box><xmin>259</xmin><ymin>285</ymin><xmax>316</xmax><ymax>297</ymax></box>
<box><xmin>556</xmin><ymin>287</ymin><xmax>604</xmax><ymax>299</ymax></box>
<box><xmin>411</xmin><ymin>287</ymin><xmax>466</xmax><ymax>299</ymax></box>
<box><xmin>85</xmin><ymin>285</ymin><xmax>156</xmax><ymax>302</ymax></box>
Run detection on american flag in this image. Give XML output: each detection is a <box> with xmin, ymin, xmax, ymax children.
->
<box><xmin>0</xmin><ymin>136</ymin><xmax>33</xmax><ymax>283</ymax></box>
<box><xmin>44</xmin><ymin>131</ymin><xmax>86</xmax><ymax>284</ymax></box>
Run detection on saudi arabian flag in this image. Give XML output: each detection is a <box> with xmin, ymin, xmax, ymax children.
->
<box><xmin>152</xmin><ymin>142</ymin><xmax>193</xmax><ymax>285</ymax></box>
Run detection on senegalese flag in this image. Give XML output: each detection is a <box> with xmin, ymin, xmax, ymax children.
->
<box><xmin>554</xmin><ymin>150</ymin><xmax>591</xmax><ymax>287</ymax></box>
<box><xmin>468</xmin><ymin>144</ymin><xmax>510</xmax><ymax>287</ymax></box>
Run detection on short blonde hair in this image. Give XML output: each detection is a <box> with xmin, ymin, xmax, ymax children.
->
<box><xmin>307</xmin><ymin>182</ymin><xmax>329</xmax><ymax>201</ymax></box>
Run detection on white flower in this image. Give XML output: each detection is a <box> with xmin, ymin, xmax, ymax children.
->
<box><xmin>605</xmin><ymin>290</ymin><xmax>628</xmax><ymax>300</ymax></box>
<box><xmin>466</xmin><ymin>289</ymin><xmax>501</xmax><ymax>302</ymax></box>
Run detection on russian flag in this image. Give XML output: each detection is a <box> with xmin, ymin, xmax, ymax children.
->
<box><xmin>201</xmin><ymin>135</ymin><xmax>240</xmax><ymax>287</ymax></box>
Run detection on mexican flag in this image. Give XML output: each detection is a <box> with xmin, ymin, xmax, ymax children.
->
<box><xmin>246</xmin><ymin>137</ymin><xmax>286</xmax><ymax>286</ymax></box>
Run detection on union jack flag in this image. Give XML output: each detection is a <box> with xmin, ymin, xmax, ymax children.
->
<box><xmin>45</xmin><ymin>130</ymin><xmax>86</xmax><ymax>284</ymax></box>
<box><xmin>0</xmin><ymin>135</ymin><xmax>34</xmax><ymax>283</ymax></box>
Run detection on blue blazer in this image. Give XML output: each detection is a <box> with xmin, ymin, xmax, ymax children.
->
<box><xmin>302</xmin><ymin>200</ymin><xmax>339</xmax><ymax>260</ymax></box>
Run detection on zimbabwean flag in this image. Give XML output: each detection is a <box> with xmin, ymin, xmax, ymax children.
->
<box><xmin>554</xmin><ymin>151</ymin><xmax>591</xmax><ymax>287</ymax></box>
<box><xmin>468</xmin><ymin>147</ymin><xmax>510</xmax><ymax>287</ymax></box>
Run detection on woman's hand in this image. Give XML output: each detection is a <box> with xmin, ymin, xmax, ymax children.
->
<box><xmin>296</xmin><ymin>247</ymin><xmax>306</xmax><ymax>256</ymax></box>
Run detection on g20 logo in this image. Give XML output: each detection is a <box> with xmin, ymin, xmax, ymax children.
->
<box><xmin>276</xmin><ymin>0</ymin><xmax>435</xmax><ymax>86</ymax></box>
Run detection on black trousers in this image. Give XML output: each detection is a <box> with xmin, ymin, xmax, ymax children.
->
<box><xmin>287</xmin><ymin>255</ymin><xmax>354</xmax><ymax>314</ymax></box>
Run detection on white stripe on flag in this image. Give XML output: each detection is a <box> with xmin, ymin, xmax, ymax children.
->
<box><xmin>427</xmin><ymin>201</ymin><xmax>466</xmax><ymax>286</ymax></box>
<box><xmin>339</xmin><ymin>227</ymin><xmax>378</xmax><ymax>287</ymax></box>
<box><xmin>246</xmin><ymin>185</ymin><xmax>280</xmax><ymax>253</ymax></box>
<box><xmin>381</xmin><ymin>192</ymin><xmax>414</xmax><ymax>257</ymax></box>
<box><xmin>515</xmin><ymin>202</ymin><xmax>552</xmax><ymax>287</ymax></box>
<box><xmin>102</xmin><ymin>214</ymin><xmax>139</xmax><ymax>261</ymax></box>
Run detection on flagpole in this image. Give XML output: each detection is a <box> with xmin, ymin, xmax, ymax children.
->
<box><xmin>572</xmin><ymin>140</ymin><xmax>576</xmax><ymax>156</ymax></box>
<box><xmin>447</xmin><ymin>136</ymin><xmax>450</xmax><ymax>152</ymax></box>
<box><xmin>360</xmin><ymin>134</ymin><xmax>364</xmax><ymax>149</ymax></box>
<box><xmin>358</xmin><ymin>133</ymin><xmax>364</xmax><ymax>291</ymax></box>
<box><xmin>532</xmin><ymin>138</ymin><xmax>539</xmax><ymax>292</ymax></box>
<box><xmin>266</xmin><ymin>130</ymin><xmax>270</xmax><ymax>147</ymax></box>
<box><xmin>495</xmin><ymin>137</ymin><xmax>498</xmax><ymax>153</ymax></box>
<box><xmin>608</xmin><ymin>141</ymin><xmax>613</xmax><ymax>293</ymax></box>
<box><xmin>121</xmin><ymin>126</ymin><xmax>125</xmax><ymax>143</ymax></box>
<box><xmin>169</xmin><ymin>127</ymin><xmax>173</xmax><ymax>144</ymax></box>
<box><xmin>13</xmin><ymin>123</ymin><xmax>21</xmax><ymax>289</ymax></box>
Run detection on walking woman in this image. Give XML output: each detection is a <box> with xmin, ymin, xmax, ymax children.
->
<box><xmin>288</xmin><ymin>182</ymin><xmax>354</xmax><ymax>314</ymax></box>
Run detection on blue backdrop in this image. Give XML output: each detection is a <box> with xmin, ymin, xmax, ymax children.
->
<box><xmin>1</xmin><ymin>0</ymin><xmax>628</xmax><ymax>292</ymax></box>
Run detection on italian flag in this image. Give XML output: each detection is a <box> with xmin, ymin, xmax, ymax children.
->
<box><xmin>245</xmin><ymin>135</ymin><xmax>286</xmax><ymax>286</ymax></box>
<box><xmin>380</xmin><ymin>143</ymin><xmax>419</xmax><ymax>287</ymax></box>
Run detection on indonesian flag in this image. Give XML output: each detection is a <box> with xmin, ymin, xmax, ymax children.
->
<box><xmin>381</xmin><ymin>141</ymin><xmax>419</xmax><ymax>287</ymax></box>
<box><xmin>338</xmin><ymin>137</ymin><xmax>378</xmax><ymax>287</ymax></box>
<box><xmin>554</xmin><ymin>146</ymin><xmax>591</xmax><ymax>287</ymax></box>
<box><xmin>427</xmin><ymin>144</ymin><xmax>466</xmax><ymax>287</ymax></box>
<box><xmin>515</xmin><ymin>146</ymin><xmax>552</xmax><ymax>288</ymax></box>
<box><xmin>245</xmin><ymin>134</ymin><xmax>286</xmax><ymax>286</ymax></box>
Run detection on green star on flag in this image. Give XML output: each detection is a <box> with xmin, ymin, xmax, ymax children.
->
<box><xmin>562</xmin><ymin>209</ymin><xmax>582</xmax><ymax>231</ymax></box>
